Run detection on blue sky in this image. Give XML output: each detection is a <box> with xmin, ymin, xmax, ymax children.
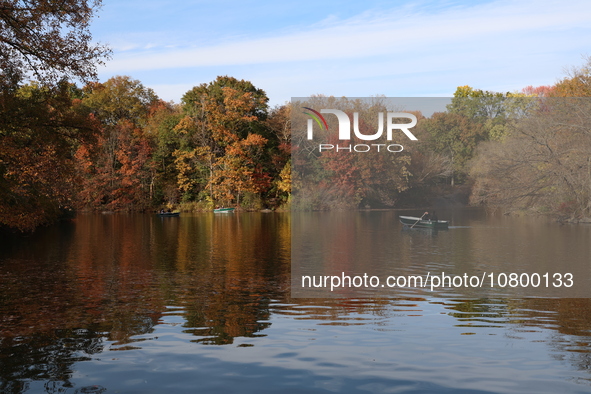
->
<box><xmin>90</xmin><ymin>0</ymin><xmax>591</xmax><ymax>106</ymax></box>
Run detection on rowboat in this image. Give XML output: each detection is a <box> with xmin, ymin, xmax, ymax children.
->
<box><xmin>399</xmin><ymin>215</ymin><xmax>448</xmax><ymax>229</ymax></box>
<box><xmin>214</xmin><ymin>207</ymin><xmax>235</xmax><ymax>213</ymax></box>
<box><xmin>158</xmin><ymin>211</ymin><xmax>180</xmax><ymax>217</ymax></box>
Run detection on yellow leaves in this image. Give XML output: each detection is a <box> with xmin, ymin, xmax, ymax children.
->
<box><xmin>82</xmin><ymin>76</ymin><xmax>158</xmax><ymax>127</ymax></box>
<box><xmin>277</xmin><ymin>161</ymin><xmax>291</xmax><ymax>194</ymax></box>
<box><xmin>242</xmin><ymin>133</ymin><xmax>267</xmax><ymax>146</ymax></box>
<box><xmin>173</xmin><ymin>116</ymin><xmax>196</xmax><ymax>135</ymax></box>
<box><xmin>551</xmin><ymin>56</ymin><xmax>591</xmax><ymax>97</ymax></box>
<box><xmin>172</xmin><ymin>146</ymin><xmax>213</xmax><ymax>194</ymax></box>
<box><xmin>173</xmin><ymin>149</ymin><xmax>197</xmax><ymax>194</ymax></box>
<box><xmin>223</xmin><ymin>133</ymin><xmax>267</xmax><ymax>158</ymax></box>
<box><xmin>453</xmin><ymin>85</ymin><xmax>476</xmax><ymax>97</ymax></box>
<box><xmin>221</xmin><ymin>87</ymin><xmax>258</xmax><ymax>122</ymax></box>
<box><xmin>207</xmin><ymin>133</ymin><xmax>271</xmax><ymax>204</ymax></box>
<box><xmin>205</xmin><ymin>86</ymin><xmax>263</xmax><ymax>145</ymax></box>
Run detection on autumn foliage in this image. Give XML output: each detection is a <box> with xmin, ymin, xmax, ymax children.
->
<box><xmin>2</xmin><ymin>10</ymin><xmax>591</xmax><ymax>232</ymax></box>
<box><xmin>0</xmin><ymin>82</ymin><xmax>98</xmax><ymax>231</ymax></box>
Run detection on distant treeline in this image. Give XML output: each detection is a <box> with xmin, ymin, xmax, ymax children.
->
<box><xmin>289</xmin><ymin>59</ymin><xmax>591</xmax><ymax>221</ymax></box>
<box><xmin>1</xmin><ymin>75</ymin><xmax>292</xmax><ymax>231</ymax></box>
<box><xmin>2</xmin><ymin>58</ymin><xmax>591</xmax><ymax>231</ymax></box>
<box><xmin>2</xmin><ymin>1</ymin><xmax>591</xmax><ymax>231</ymax></box>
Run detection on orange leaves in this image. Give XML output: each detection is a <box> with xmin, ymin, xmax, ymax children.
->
<box><xmin>173</xmin><ymin>116</ymin><xmax>197</xmax><ymax>135</ymax></box>
<box><xmin>209</xmin><ymin>133</ymin><xmax>271</xmax><ymax>205</ymax></box>
<box><xmin>171</xmin><ymin>76</ymin><xmax>279</xmax><ymax>207</ymax></box>
<box><xmin>72</xmin><ymin>76</ymin><xmax>162</xmax><ymax>211</ymax></box>
<box><xmin>221</xmin><ymin>87</ymin><xmax>258</xmax><ymax>122</ymax></box>
<box><xmin>75</xmin><ymin>118</ymin><xmax>154</xmax><ymax>211</ymax></box>
<box><xmin>0</xmin><ymin>75</ymin><xmax>288</xmax><ymax>230</ymax></box>
<box><xmin>0</xmin><ymin>82</ymin><xmax>100</xmax><ymax>231</ymax></box>
<box><xmin>225</xmin><ymin>133</ymin><xmax>267</xmax><ymax>158</ymax></box>
<box><xmin>206</xmin><ymin>87</ymin><xmax>260</xmax><ymax>146</ymax></box>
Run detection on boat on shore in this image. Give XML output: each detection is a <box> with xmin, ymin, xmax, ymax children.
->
<box><xmin>214</xmin><ymin>207</ymin><xmax>235</xmax><ymax>213</ymax></box>
<box><xmin>399</xmin><ymin>215</ymin><xmax>449</xmax><ymax>229</ymax></box>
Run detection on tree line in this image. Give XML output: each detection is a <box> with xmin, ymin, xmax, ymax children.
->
<box><xmin>468</xmin><ymin>59</ymin><xmax>591</xmax><ymax>220</ymax></box>
<box><xmin>289</xmin><ymin>58</ymin><xmax>591</xmax><ymax>221</ymax></box>
<box><xmin>2</xmin><ymin>1</ymin><xmax>590</xmax><ymax>231</ymax></box>
<box><xmin>0</xmin><ymin>75</ymin><xmax>292</xmax><ymax>231</ymax></box>
<box><xmin>0</xmin><ymin>1</ymin><xmax>289</xmax><ymax>231</ymax></box>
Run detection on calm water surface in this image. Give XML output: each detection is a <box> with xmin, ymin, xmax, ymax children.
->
<box><xmin>1</xmin><ymin>210</ymin><xmax>591</xmax><ymax>393</ymax></box>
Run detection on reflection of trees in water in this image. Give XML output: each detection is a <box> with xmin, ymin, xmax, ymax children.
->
<box><xmin>0</xmin><ymin>295</ymin><xmax>160</xmax><ymax>394</ymax></box>
<box><xmin>437</xmin><ymin>297</ymin><xmax>591</xmax><ymax>378</ymax></box>
<box><xmin>0</xmin><ymin>213</ymin><xmax>293</xmax><ymax>390</ymax></box>
<box><xmin>443</xmin><ymin>298</ymin><xmax>510</xmax><ymax>325</ymax></box>
<box><xmin>163</xmin><ymin>213</ymin><xmax>291</xmax><ymax>344</ymax></box>
<box><xmin>513</xmin><ymin>298</ymin><xmax>591</xmax><ymax>374</ymax></box>
<box><xmin>5</xmin><ymin>213</ymin><xmax>591</xmax><ymax>390</ymax></box>
<box><xmin>276</xmin><ymin>297</ymin><xmax>416</xmax><ymax>324</ymax></box>
<box><xmin>0</xmin><ymin>329</ymin><xmax>103</xmax><ymax>394</ymax></box>
<box><xmin>183</xmin><ymin>292</ymin><xmax>272</xmax><ymax>345</ymax></box>
<box><xmin>0</xmin><ymin>217</ymin><xmax>164</xmax><ymax>393</ymax></box>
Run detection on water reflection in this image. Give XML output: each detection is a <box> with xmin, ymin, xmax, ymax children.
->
<box><xmin>1</xmin><ymin>211</ymin><xmax>591</xmax><ymax>392</ymax></box>
<box><xmin>293</xmin><ymin>209</ymin><xmax>591</xmax><ymax>298</ymax></box>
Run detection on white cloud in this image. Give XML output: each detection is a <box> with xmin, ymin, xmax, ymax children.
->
<box><xmin>96</xmin><ymin>0</ymin><xmax>591</xmax><ymax>103</ymax></box>
<box><xmin>103</xmin><ymin>0</ymin><xmax>591</xmax><ymax>73</ymax></box>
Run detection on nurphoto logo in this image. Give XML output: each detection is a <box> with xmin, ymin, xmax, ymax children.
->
<box><xmin>303</xmin><ymin>107</ymin><xmax>418</xmax><ymax>153</ymax></box>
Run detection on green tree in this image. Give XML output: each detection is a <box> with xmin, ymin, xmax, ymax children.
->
<box><xmin>174</xmin><ymin>76</ymin><xmax>272</xmax><ymax>206</ymax></box>
<box><xmin>447</xmin><ymin>85</ymin><xmax>525</xmax><ymax>141</ymax></box>
<box><xmin>145</xmin><ymin>101</ymin><xmax>184</xmax><ymax>205</ymax></box>
<box><xmin>419</xmin><ymin>112</ymin><xmax>484</xmax><ymax>186</ymax></box>
<box><xmin>82</xmin><ymin>76</ymin><xmax>159</xmax><ymax>126</ymax></box>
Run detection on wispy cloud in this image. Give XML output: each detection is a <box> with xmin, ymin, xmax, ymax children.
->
<box><xmin>95</xmin><ymin>0</ymin><xmax>591</xmax><ymax>103</ymax></box>
<box><xmin>104</xmin><ymin>0</ymin><xmax>590</xmax><ymax>72</ymax></box>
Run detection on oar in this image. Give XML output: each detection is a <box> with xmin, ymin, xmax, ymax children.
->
<box><xmin>411</xmin><ymin>212</ymin><xmax>426</xmax><ymax>229</ymax></box>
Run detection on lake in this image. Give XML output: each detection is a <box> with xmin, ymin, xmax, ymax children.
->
<box><xmin>1</xmin><ymin>209</ymin><xmax>591</xmax><ymax>393</ymax></box>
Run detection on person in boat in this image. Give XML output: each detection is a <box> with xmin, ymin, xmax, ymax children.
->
<box><xmin>160</xmin><ymin>208</ymin><xmax>165</xmax><ymax>214</ymax></box>
<box><xmin>423</xmin><ymin>211</ymin><xmax>431</xmax><ymax>221</ymax></box>
<box><xmin>432</xmin><ymin>211</ymin><xmax>438</xmax><ymax>222</ymax></box>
